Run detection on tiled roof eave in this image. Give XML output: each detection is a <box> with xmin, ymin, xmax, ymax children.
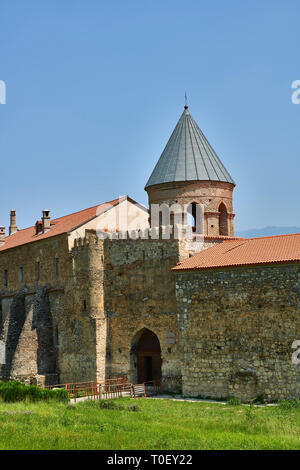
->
<box><xmin>172</xmin><ymin>259</ymin><xmax>300</xmax><ymax>272</ymax></box>
<box><xmin>145</xmin><ymin>178</ymin><xmax>236</xmax><ymax>190</ymax></box>
<box><xmin>0</xmin><ymin>232</ymin><xmax>68</xmax><ymax>254</ymax></box>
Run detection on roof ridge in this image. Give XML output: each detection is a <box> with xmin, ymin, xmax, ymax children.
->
<box><xmin>52</xmin><ymin>197</ymin><xmax>120</xmax><ymax>222</ymax></box>
<box><xmin>245</xmin><ymin>232</ymin><xmax>300</xmax><ymax>241</ymax></box>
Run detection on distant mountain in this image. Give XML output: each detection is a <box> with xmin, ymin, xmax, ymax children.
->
<box><xmin>235</xmin><ymin>226</ymin><xmax>300</xmax><ymax>238</ymax></box>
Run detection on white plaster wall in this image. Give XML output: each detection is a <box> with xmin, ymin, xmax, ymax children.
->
<box><xmin>68</xmin><ymin>199</ymin><xmax>149</xmax><ymax>249</ymax></box>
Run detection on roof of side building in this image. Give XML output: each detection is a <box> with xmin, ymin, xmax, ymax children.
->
<box><xmin>0</xmin><ymin>196</ymin><xmax>144</xmax><ymax>252</ymax></box>
<box><xmin>172</xmin><ymin>233</ymin><xmax>300</xmax><ymax>271</ymax></box>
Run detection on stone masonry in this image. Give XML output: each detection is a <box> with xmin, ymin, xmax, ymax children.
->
<box><xmin>175</xmin><ymin>264</ymin><xmax>300</xmax><ymax>402</ymax></box>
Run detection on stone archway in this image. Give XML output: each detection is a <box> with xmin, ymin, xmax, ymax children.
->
<box><xmin>131</xmin><ymin>329</ymin><xmax>162</xmax><ymax>384</ymax></box>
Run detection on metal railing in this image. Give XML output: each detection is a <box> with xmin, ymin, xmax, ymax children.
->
<box><xmin>46</xmin><ymin>377</ymin><xmax>126</xmax><ymax>402</ymax></box>
<box><xmin>46</xmin><ymin>377</ymin><xmax>161</xmax><ymax>401</ymax></box>
<box><xmin>144</xmin><ymin>380</ymin><xmax>161</xmax><ymax>396</ymax></box>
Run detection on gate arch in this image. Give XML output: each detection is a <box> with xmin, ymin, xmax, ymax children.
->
<box><xmin>130</xmin><ymin>328</ymin><xmax>162</xmax><ymax>384</ymax></box>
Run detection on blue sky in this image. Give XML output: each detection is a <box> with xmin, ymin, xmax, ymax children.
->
<box><xmin>0</xmin><ymin>0</ymin><xmax>299</xmax><ymax>232</ymax></box>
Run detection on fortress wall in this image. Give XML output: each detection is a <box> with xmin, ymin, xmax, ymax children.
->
<box><xmin>0</xmin><ymin>289</ymin><xmax>59</xmax><ymax>385</ymax></box>
<box><xmin>175</xmin><ymin>263</ymin><xmax>300</xmax><ymax>401</ymax></box>
<box><xmin>103</xmin><ymin>237</ymin><xmax>183</xmax><ymax>391</ymax></box>
<box><xmin>0</xmin><ymin>234</ymin><xmax>71</xmax><ymax>293</ymax></box>
<box><xmin>0</xmin><ymin>235</ymin><xmax>71</xmax><ymax>385</ymax></box>
<box><xmin>67</xmin><ymin>235</ymin><xmax>107</xmax><ymax>383</ymax></box>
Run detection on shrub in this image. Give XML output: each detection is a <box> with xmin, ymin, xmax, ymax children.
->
<box><xmin>279</xmin><ymin>400</ymin><xmax>300</xmax><ymax>410</ymax></box>
<box><xmin>245</xmin><ymin>403</ymin><xmax>256</xmax><ymax>422</ymax></box>
<box><xmin>0</xmin><ymin>381</ymin><xmax>69</xmax><ymax>403</ymax></box>
<box><xmin>98</xmin><ymin>400</ymin><xmax>124</xmax><ymax>410</ymax></box>
<box><xmin>227</xmin><ymin>396</ymin><xmax>242</xmax><ymax>406</ymax></box>
<box><xmin>252</xmin><ymin>395</ymin><xmax>265</xmax><ymax>405</ymax></box>
<box><xmin>127</xmin><ymin>404</ymin><xmax>140</xmax><ymax>412</ymax></box>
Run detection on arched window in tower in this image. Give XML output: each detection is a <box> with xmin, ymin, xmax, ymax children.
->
<box><xmin>186</xmin><ymin>202</ymin><xmax>202</xmax><ymax>233</ymax></box>
<box><xmin>186</xmin><ymin>202</ymin><xmax>195</xmax><ymax>232</ymax></box>
<box><xmin>219</xmin><ymin>203</ymin><xmax>228</xmax><ymax>236</ymax></box>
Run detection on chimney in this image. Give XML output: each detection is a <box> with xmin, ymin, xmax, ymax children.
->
<box><xmin>0</xmin><ymin>226</ymin><xmax>5</xmax><ymax>246</ymax></box>
<box><xmin>42</xmin><ymin>210</ymin><xmax>51</xmax><ymax>232</ymax></box>
<box><xmin>9</xmin><ymin>210</ymin><xmax>18</xmax><ymax>235</ymax></box>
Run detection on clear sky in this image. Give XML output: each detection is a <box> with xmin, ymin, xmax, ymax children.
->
<box><xmin>1</xmin><ymin>0</ymin><xmax>299</xmax><ymax>232</ymax></box>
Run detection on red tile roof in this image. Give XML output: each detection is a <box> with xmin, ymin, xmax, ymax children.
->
<box><xmin>0</xmin><ymin>198</ymin><xmax>120</xmax><ymax>252</ymax></box>
<box><xmin>172</xmin><ymin>233</ymin><xmax>300</xmax><ymax>271</ymax></box>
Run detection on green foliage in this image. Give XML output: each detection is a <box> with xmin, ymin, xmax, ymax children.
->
<box><xmin>279</xmin><ymin>400</ymin><xmax>300</xmax><ymax>410</ymax></box>
<box><xmin>127</xmin><ymin>404</ymin><xmax>140</xmax><ymax>412</ymax></box>
<box><xmin>0</xmin><ymin>381</ymin><xmax>69</xmax><ymax>403</ymax></box>
<box><xmin>98</xmin><ymin>400</ymin><xmax>124</xmax><ymax>410</ymax></box>
<box><xmin>227</xmin><ymin>396</ymin><xmax>242</xmax><ymax>406</ymax></box>
<box><xmin>252</xmin><ymin>395</ymin><xmax>265</xmax><ymax>405</ymax></box>
<box><xmin>0</xmin><ymin>397</ymin><xmax>300</xmax><ymax>449</ymax></box>
<box><xmin>245</xmin><ymin>403</ymin><xmax>256</xmax><ymax>423</ymax></box>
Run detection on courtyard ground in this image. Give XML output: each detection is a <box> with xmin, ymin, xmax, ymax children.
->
<box><xmin>0</xmin><ymin>397</ymin><xmax>299</xmax><ymax>450</ymax></box>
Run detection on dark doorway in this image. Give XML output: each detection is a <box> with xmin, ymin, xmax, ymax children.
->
<box><xmin>144</xmin><ymin>356</ymin><xmax>153</xmax><ymax>382</ymax></box>
<box><xmin>136</xmin><ymin>330</ymin><xmax>162</xmax><ymax>384</ymax></box>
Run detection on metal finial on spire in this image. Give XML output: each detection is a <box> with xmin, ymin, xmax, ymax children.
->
<box><xmin>184</xmin><ymin>92</ymin><xmax>188</xmax><ymax>109</ymax></box>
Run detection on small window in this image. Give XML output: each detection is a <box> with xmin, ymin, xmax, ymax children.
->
<box><xmin>19</xmin><ymin>267</ymin><xmax>24</xmax><ymax>286</ymax></box>
<box><xmin>36</xmin><ymin>261</ymin><xmax>40</xmax><ymax>284</ymax></box>
<box><xmin>4</xmin><ymin>270</ymin><xmax>8</xmax><ymax>289</ymax></box>
<box><xmin>187</xmin><ymin>202</ymin><xmax>202</xmax><ymax>233</ymax></box>
<box><xmin>55</xmin><ymin>257</ymin><xmax>59</xmax><ymax>280</ymax></box>
<box><xmin>54</xmin><ymin>325</ymin><xmax>59</xmax><ymax>347</ymax></box>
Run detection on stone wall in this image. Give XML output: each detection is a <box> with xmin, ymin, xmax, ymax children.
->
<box><xmin>0</xmin><ymin>288</ymin><xmax>59</xmax><ymax>385</ymax></box>
<box><xmin>0</xmin><ymin>234</ymin><xmax>70</xmax><ymax>384</ymax></box>
<box><xmin>103</xmin><ymin>237</ymin><xmax>183</xmax><ymax>391</ymax></box>
<box><xmin>68</xmin><ymin>235</ymin><xmax>107</xmax><ymax>382</ymax></box>
<box><xmin>0</xmin><ymin>234</ymin><xmax>71</xmax><ymax>292</ymax></box>
<box><xmin>175</xmin><ymin>263</ymin><xmax>300</xmax><ymax>401</ymax></box>
<box><xmin>0</xmin><ymin>233</ymin><xmax>104</xmax><ymax>385</ymax></box>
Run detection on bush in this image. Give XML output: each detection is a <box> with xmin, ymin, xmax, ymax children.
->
<box><xmin>98</xmin><ymin>400</ymin><xmax>124</xmax><ymax>410</ymax></box>
<box><xmin>279</xmin><ymin>400</ymin><xmax>300</xmax><ymax>410</ymax></box>
<box><xmin>252</xmin><ymin>395</ymin><xmax>265</xmax><ymax>405</ymax></box>
<box><xmin>0</xmin><ymin>381</ymin><xmax>69</xmax><ymax>403</ymax></box>
<box><xmin>245</xmin><ymin>403</ymin><xmax>256</xmax><ymax>422</ymax></box>
<box><xmin>127</xmin><ymin>404</ymin><xmax>140</xmax><ymax>412</ymax></box>
<box><xmin>227</xmin><ymin>396</ymin><xmax>242</xmax><ymax>406</ymax></box>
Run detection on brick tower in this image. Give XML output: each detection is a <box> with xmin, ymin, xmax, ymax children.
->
<box><xmin>145</xmin><ymin>105</ymin><xmax>235</xmax><ymax>237</ymax></box>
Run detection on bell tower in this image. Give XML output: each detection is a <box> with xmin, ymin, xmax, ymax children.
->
<box><xmin>145</xmin><ymin>105</ymin><xmax>235</xmax><ymax>237</ymax></box>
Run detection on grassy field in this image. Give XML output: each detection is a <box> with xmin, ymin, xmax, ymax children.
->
<box><xmin>0</xmin><ymin>397</ymin><xmax>300</xmax><ymax>450</ymax></box>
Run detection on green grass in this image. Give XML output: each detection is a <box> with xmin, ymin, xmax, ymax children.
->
<box><xmin>0</xmin><ymin>380</ymin><xmax>68</xmax><ymax>403</ymax></box>
<box><xmin>0</xmin><ymin>397</ymin><xmax>300</xmax><ymax>449</ymax></box>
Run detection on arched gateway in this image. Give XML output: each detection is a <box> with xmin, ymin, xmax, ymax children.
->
<box><xmin>132</xmin><ymin>329</ymin><xmax>162</xmax><ymax>384</ymax></box>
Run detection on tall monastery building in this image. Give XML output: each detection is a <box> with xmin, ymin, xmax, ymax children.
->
<box><xmin>0</xmin><ymin>105</ymin><xmax>299</xmax><ymax>402</ymax></box>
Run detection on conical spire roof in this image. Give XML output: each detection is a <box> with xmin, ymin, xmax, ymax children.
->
<box><xmin>145</xmin><ymin>106</ymin><xmax>235</xmax><ymax>188</ymax></box>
